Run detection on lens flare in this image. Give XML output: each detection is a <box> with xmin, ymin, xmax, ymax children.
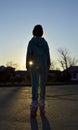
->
<box><xmin>29</xmin><ymin>61</ymin><xmax>33</xmax><ymax>66</ymax></box>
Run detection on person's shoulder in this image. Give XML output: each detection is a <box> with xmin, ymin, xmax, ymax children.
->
<box><xmin>28</xmin><ymin>37</ymin><xmax>35</xmax><ymax>45</ymax></box>
<box><xmin>42</xmin><ymin>38</ymin><xmax>48</xmax><ymax>45</ymax></box>
<box><xmin>42</xmin><ymin>37</ymin><xmax>47</xmax><ymax>42</ymax></box>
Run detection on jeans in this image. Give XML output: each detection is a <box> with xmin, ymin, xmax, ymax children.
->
<box><xmin>31</xmin><ymin>64</ymin><xmax>48</xmax><ymax>101</ymax></box>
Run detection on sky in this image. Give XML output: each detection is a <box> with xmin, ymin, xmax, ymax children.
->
<box><xmin>0</xmin><ymin>0</ymin><xmax>78</xmax><ymax>70</ymax></box>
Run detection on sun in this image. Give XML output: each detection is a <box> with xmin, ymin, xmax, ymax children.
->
<box><xmin>29</xmin><ymin>61</ymin><xmax>33</xmax><ymax>66</ymax></box>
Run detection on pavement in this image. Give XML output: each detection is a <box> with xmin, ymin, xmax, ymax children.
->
<box><xmin>0</xmin><ymin>85</ymin><xmax>78</xmax><ymax>130</ymax></box>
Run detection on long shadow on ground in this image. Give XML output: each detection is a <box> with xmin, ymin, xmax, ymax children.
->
<box><xmin>0</xmin><ymin>87</ymin><xmax>21</xmax><ymax>110</ymax></box>
<box><xmin>30</xmin><ymin>114</ymin><xmax>51</xmax><ymax>130</ymax></box>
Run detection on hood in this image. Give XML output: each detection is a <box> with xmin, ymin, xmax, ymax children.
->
<box><xmin>30</xmin><ymin>37</ymin><xmax>46</xmax><ymax>47</ymax></box>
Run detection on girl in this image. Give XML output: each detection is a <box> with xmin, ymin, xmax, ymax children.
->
<box><xmin>26</xmin><ymin>24</ymin><xmax>51</xmax><ymax>116</ymax></box>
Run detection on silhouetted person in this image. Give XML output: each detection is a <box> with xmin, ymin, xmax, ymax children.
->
<box><xmin>26</xmin><ymin>24</ymin><xmax>51</xmax><ymax>117</ymax></box>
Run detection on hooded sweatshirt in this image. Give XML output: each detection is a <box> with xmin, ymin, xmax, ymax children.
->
<box><xmin>26</xmin><ymin>37</ymin><xmax>51</xmax><ymax>70</ymax></box>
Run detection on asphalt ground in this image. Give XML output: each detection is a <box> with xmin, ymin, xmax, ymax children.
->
<box><xmin>0</xmin><ymin>85</ymin><xmax>78</xmax><ymax>130</ymax></box>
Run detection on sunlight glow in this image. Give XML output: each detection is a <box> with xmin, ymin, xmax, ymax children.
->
<box><xmin>29</xmin><ymin>61</ymin><xmax>33</xmax><ymax>66</ymax></box>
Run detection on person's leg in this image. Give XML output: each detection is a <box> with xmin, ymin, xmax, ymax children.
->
<box><xmin>31</xmin><ymin>68</ymin><xmax>39</xmax><ymax>101</ymax></box>
<box><xmin>40</xmin><ymin>68</ymin><xmax>47</xmax><ymax>100</ymax></box>
<box><xmin>31</xmin><ymin>68</ymin><xmax>39</xmax><ymax>116</ymax></box>
<box><xmin>39</xmin><ymin>67</ymin><xmax>48</xmax><ymax>114</ymax></box>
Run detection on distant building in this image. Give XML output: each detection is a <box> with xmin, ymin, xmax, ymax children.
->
<box><xmin>0</xmin><ymin>66</ymin><xmax>15</xmax><ymax>82</ymax></box>
<box><xmin>1</xmin><ymin>65</ymin><xmax>78</xmax><ymax>84</ymax></box>
<box><xmin>48</xmin><ymin>70</ymin><xmax>62</xmax><ymax>82</ymax></box>
<box><xmin>67</xmin><ymin>66</ymin><xmax>78</xmax><ymax>81</ymax></box>
<box><xmin>15</xmin><ymin>70</ymin><xmax>26</xmax><ymax>82</ymax></box>
<box><xmin>62</xmin><ymin>66</ymin><xmax>78</xmax><ymax>81</ymax></box>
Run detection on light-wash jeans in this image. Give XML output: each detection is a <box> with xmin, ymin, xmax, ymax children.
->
<box><xmin>31</xmin><ymin>64</ymin><xmax>48</xmax><ymax>101</ymax></box>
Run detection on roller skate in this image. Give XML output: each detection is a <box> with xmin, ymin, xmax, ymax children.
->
<box><xmin>30</xmin><ymin>100</ymin><xmax>38</xmax><ymax>117</ymax></box>
<box><xmin>39</xmin><ymin>99</ymin><xmax>45</xmax><ymax>115</ymax></box>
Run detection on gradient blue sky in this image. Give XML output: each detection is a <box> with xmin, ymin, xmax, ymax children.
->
<box><xmin>0</xmin><ymin>0</ymin><xmax>78</xmax><ymax>70</ymax></box>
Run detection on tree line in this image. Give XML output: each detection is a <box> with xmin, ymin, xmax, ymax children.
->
<box><xmin>50</xmin><ymin>48</ymin><xmax>78</xmax><ymax>70</ymax></box>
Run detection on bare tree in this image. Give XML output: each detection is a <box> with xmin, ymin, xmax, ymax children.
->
<box><xmin>50</xmin><ymin>60</ymin><xmax>60</xmax><ymax>70</ymax></box>
<box><xmin>58</xmin><ymin>48</ymin><xmax>78</xmax><ymax>70</ymax></box>
<box><xmin>6</xmin><ymin>61</ymin><xmax>19</xmax><ymax>70</ymax></box>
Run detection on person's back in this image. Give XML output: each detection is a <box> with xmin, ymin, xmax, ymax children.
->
<box><xmin>26</xmin><ymin>36</ymin><xmax>50</xmax><ymax>69</ymax></box>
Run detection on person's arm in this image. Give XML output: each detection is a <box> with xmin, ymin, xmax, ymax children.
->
<box><xmin>47</xmin><ymin>45</ymin><xmax>51</xmax><ymax>70</ymax></box>
<box><xmin>45</xmin><ymin>41</ymin><xmax>51</xmax><ymax>70</ymax></box>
